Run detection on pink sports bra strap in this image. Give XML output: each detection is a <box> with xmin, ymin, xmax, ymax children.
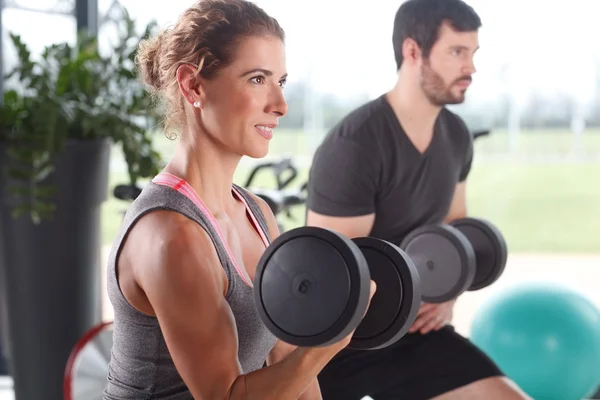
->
<box><xmin>151</xmin><ymin>172</ymin><xmax>269</xmax><ymax>287</ymax></box>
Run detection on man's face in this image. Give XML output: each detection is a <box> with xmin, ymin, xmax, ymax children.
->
<box><xmin>419</xmin><ymin>21</ymin><xmax>479</xmax><ymax>106</ymax></box>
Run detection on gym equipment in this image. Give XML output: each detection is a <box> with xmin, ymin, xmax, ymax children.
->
<box><xmin>64</xmin><ymin>321</ymin><xmax>114</xmax><ymax>400</ymax></box>
<box><xmin>470</xmin><ymin>283</ymin><xmax>600</xmax><ymax>400</ymax></box>
<box><xmin>244</xmin><ymin>156</ymin><xmax>307</xmax><ymax>217</ymax></box>
<box><xmin>350</xmin><ymin>237</ymin><xmax>421</xmax><ymax>350</ymax></box>
<box><xmin>254</xmin><ymin>226</ymin><xmax>421</xmax><ymax>350</ymax></box>
<box><xmin>254</xmin><ymin>227</ymin><xmax>370</xmax><ymax>347</ymax></box>
<box><xmin>400</xmin><ymin>224</ymin><xmax>475</xmax><ymax>303</ymax></box>
<box><xmin>244</xmin><ymin>156</ymin><xmax>299</xmax><ymax>191</ymax></box>
<box><xmin>400</xmin><ymin>217</ymin><xmax>506</xmax><ymax>303</ymax></box>
<box><xmin>450</xmin><ymin>217</ymin><xmax>507</xmax><ymax>290</ymax></box>
<box><xmin>113</xmin><ymin>184</ymin><xmax>144</xmax><ymax>220</ymax></box>
<box><xmin>113</xmin><ymin>184</ymin><xmax>143</xmax><ymax>202</ymax></box>
<box><xmin>472</xmin><ymin>129</ymin><xmax>490</xmax><ymax>141</ymax></box>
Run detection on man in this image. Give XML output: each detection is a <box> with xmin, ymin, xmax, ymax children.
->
<box><xmin>305</xmin><ymin>0</ymin><xmax>531</xmax><ymax>399</ymax></box>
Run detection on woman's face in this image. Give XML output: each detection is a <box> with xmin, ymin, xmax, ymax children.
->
<box><xmin>198</xmin><ymin>35</ymin><xmax>288</xmax><ymax>159</ymax></box>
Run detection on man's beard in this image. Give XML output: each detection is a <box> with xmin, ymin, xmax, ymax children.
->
<box><xmin>420</xmin><ymin>61</ymin><xmax>471</xmax><ymax>106</ymax></box>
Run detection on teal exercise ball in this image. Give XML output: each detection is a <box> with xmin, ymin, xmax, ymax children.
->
<box><xmin>470</xmin><ymin>283</ymin><xmax>600</xmax><ymax>400</ymax></box>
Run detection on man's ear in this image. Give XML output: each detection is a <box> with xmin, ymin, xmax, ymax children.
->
<box><xmin>176</xmin><ymin>64</ymin><xmax>203</xmax><ymax>106</ymax></box>
<box><xmin>402</xmin><ymin>38</ymin><xmax>422</xmax><ymax>65</ymax></box>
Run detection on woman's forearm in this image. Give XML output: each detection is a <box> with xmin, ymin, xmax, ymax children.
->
<box><xmin>226</xmin><ymin>347</ymin><xmax>332</xmax><ymax>400</ymax></box>
<box><xmin>298</xmin><ymin>378</ymin><xmax>323</xmax><ymax>400</ymax></box>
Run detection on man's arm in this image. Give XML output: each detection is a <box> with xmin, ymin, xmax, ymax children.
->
<box><xmin>409</xmin><ymin>181</ymin><xmax>468</xmax><ymax>335</ymax></box>
<box><xmin>308</xmin><ymin>179</ymin><xmax>464</xmax><ymax>243</ymax></box>
<box><xmin>445</xmin><ymin>113</ymin><xmax>473</xmax><ymax>223</ymax></box>
<box><xmin>444</xmin><ymin>181</ymin><xmax>468</xmax><ymax>223</ymax></box>
<box><xmin>411</xmin><ymin>119</ymin><xmax>473</xmax><ymax>334</ymax></box>
<box><xmin>445</xmin><ymin>116</ymin><xmax>473</xmax><ymax>223</ymax></box>
<box><xmin>305</xmin><ymin>212</ymin><xmax>375</xmax><ymax>239</ymax></box>
<box><xmin>305</xmin><ymin>137</ymin><xmax>379</xmax><ymax>239</ymax></box>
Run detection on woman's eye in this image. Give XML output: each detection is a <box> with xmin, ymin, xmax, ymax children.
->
<box><xmin>251</xmin><ymin>76</ymin><xmax>265</xmax><ymax>84</ymax></box>
<box><xmin>279</xmin><ymin>79</ymin><xmax>287</xmax><ymax>88</ymax></box>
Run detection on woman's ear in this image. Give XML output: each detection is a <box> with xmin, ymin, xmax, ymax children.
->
<box><xmin>176</xmin><ymin>64</ymin><xmax>203</xmax><ymax>107</ymax></box>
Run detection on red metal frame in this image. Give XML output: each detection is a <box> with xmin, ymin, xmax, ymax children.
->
<box><xmin>63</xmin><ymin>321</ymin><xmax>113</xmax><ymax>400</ymax></box>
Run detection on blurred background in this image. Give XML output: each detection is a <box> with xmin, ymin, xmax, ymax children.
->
<box><xmin>1</xmin><ymin>0</ymin><xmax>599</xmax><ymax>399</ymax></box>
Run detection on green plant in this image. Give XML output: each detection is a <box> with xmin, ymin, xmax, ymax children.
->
<box><xmin>0</xmin><ymin>11</ymin><xmax>163</xmax><ymax>223</ymax></box>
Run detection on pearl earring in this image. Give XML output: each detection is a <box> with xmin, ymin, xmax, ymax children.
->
<box><xmin>193</xmin><ymin>101</ymin><xmax>201</xmax><ymax>108</ymax></box>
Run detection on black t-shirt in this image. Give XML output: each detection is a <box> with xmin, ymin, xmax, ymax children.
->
<box><xmin>306</xmin><ymin>94</ymin><xmax>473</xmax><ymax>246</ymax></box>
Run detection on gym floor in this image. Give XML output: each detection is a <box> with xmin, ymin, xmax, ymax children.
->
<box><xmin>1</xmin><ymin>251</ymin><xmax>599</xmax><ymax>399</ymax></box>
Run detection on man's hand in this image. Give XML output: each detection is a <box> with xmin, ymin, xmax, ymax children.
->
<box><xmin>408</xmin><ymin>300</ymin><xmax>456</xmax><ymax>335</ymax></box>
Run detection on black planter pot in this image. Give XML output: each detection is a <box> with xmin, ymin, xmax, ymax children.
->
<box><xmin>0</xmin><ymin>138</ymin><xmax>111</xmax><ymax>399</ymax></box>
<box><xmin>0</xmin><ymin>284</ymin><xmax>8</xmax><ymax>376</ymax></box>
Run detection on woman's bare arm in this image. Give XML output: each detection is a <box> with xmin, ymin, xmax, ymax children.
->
<box><xmin>247</xmin><ymin>191</ymin><xmax>326</xmax><ymax>400</ymax></box>
<box><xmin>266</xmin><ymin>340</ymin><xmax>326</xmax><ymax>400</ymax></box>
<box><xmin>133</xmin><ymin>211</ymin><xmax>351</xmax><ymax>399</ymax></box>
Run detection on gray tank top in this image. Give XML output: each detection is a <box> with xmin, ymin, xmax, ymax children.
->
<box><xmin>104</xmin><ymin>173</ymin><xmax>277</xmax><ymax>399</ymax></box>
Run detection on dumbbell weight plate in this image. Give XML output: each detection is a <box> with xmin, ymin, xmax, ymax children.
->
<box><xmin>254</xmin><ymin>227</ymin><xmax>371</xmax><ymax>347</ymax></box>
<box><xmin>349</xmin><ymin>237</ymin><xmax>421</xmax><ymax>350</ymax></box>
<box><xmin>400</xmin><ymin>225</ymin><xmax>476</xmax><ymax>303</ymax></box>
<box><xmin>450</xmin><ymin>218</ymin><xmax>508</xmax><ymax>291</ymax></box>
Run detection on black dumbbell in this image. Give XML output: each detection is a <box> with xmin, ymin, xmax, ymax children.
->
<box><xmin>349</xmin><ymin>236</ymin><xmax>421</xmax><ymax>350</ymax></box>
<box><xmin>253</xmin><ymin>227</ymin><xmax>421</xmax><ymax>351</ymax></box>
<box><xmin>399</xmin><ymin>217</ymin><xmax>507</xmax><ymax>304</ymax></box>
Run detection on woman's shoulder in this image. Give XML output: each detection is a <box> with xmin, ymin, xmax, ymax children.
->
<box><xmin>126</xmin><ymin>210</ymin><xmax>225</xmax><ymax>289</ymax></box>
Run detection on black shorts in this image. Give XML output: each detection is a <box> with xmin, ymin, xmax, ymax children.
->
<box><xmin>317</xmin><ymin>325</ymin><xmax>504</xmax><ymax>400</ymax></box>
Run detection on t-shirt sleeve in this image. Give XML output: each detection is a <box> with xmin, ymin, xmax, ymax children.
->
<box><xmin>306</xmin><ymin>137</ymin><xmax>379</xmax><ymax>217</ymax></box>
<box><xmin>459</xmin><ymin>134</ymin><xmax>473</xmax><ymax>182</ymax></box>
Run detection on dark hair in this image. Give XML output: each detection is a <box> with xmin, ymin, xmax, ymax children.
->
<box><xmin>135</xmin><ymin>0</ymin><xmax>285</xmax><ymax>134</ymax></box>
<box><xmin>392</xmin><ymin>0</ymin><xmax>482</xmax><ymax>70</ymax></box>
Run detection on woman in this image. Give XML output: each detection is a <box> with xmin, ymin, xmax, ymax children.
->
<box><xmin>103</xmin><ymin>1</ymin><xmax>375</xmax><ymax>399</ymax></box>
